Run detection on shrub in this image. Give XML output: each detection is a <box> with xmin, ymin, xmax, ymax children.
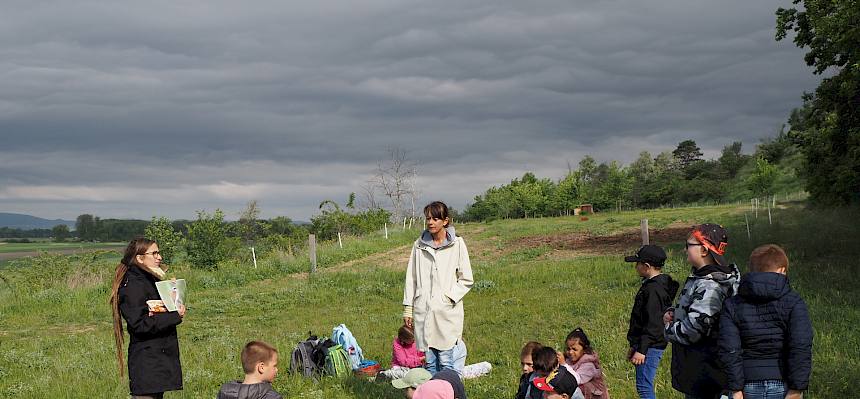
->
<box><xmin>145</xmin><ymin>216</ymin><xmax>184</xmax><ymax>264</ymax></box>
<box><xmin>186</xmin><ymin>209</ymin><xmax>228</xmax><ymax>270</ymax></box>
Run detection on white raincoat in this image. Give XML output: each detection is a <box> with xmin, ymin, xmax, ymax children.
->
<box><xmin>403</xmin><ymin>227</ymin><xmax>474</xmax><ymax>352</ymax></box>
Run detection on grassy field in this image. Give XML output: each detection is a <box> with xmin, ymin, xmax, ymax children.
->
<box><xmin>0</xmin><ymin>241</ymin><xmax>125</xmax><ymax>254</ymax></box>
<box><xmin>0</xmin><ymin>203</ymin><xmax>857</xmax><ymax>398</ymax></box>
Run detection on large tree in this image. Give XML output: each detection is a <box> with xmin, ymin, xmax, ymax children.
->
<box><xmin>672</xmin><ymin>140</ymin><xmax>703</xmax><ymax>170</ymax></box>
<box><xmin>777</xmin><ymin>0</ymin><xmax>860</xmax><ymax>204</ymax></box>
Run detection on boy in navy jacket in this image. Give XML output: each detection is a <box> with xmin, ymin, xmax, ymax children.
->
<box><xmin>718</xmin><ymin>244</ymin><xmax>812</xmax><ymax>399</ymax></box>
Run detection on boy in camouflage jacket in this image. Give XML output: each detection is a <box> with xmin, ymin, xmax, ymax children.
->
<box><xmin>664</xmin><ymin>224</ymin><xmax>739</xmax><ymax>399</ymax></box>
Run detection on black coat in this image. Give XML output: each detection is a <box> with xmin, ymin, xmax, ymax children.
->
<box><xmin>718</xmin><ymin>272</ymin><xmax>812</xmax><ymax>391</ymax></box>
<box><xmin>119</xmin><ymin>265</ymin><xmax>183</xmax><ymax>395</ymax></box>
<box><xmin>515</xmin><ymin>372</ymin><xmax>542</xmax><ymax>399</ymax></box>
<box><xmin>627</xmin><ymin>273</ymin><xmax>679</xmax><ymax>353</ymax></box>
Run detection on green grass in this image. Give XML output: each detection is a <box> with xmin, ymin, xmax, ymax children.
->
<box><xmin>0</xmin><ymin>241</ymin><xmax>125</xmax><ymax>254</ymax></box>
<box><xmin>0</xmin><ymin>204</ymin><xmax>856</xmax><ymax>398</ymax></box>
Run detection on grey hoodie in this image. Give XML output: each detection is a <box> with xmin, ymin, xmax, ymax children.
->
<box><xmin>217</xmin><ymin>381</ymin><xmax>282</xmax><ymax>399</ymax></box>
<box><xmin>419</xmin><ymin>226</ymin><xmax>457</xmax><ymax>249</ymax></box>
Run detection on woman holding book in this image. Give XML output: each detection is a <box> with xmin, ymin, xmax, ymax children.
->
<box><xmin>110</xmin><ymin>237</ymin><xmax>186</xmax><ymax>398</ymax></box>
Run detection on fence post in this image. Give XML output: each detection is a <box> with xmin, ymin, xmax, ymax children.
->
<box><xmin>308</xmin><ymin>234</ymin><xmax>317</xmax><ymax>273</ymax></box>
<box><xmin>745</xmin><ymin>213</ymin><xmax>751</xmax><ymax>240</ymax></box>
<box><xmin>250</xmin><ymin>247</ymin><xmax>257</xmax><ymax>269</ymax></box>
<box><xmin>384</xmin><ymin>223</ymin><xmax>389</xmax><ymax>239</ymax></box>
<box><xmin>337</xmin><ymin>232</ymin><xmax>343</xmax><ymax>249</ymax></box>
<box><xmin>767</xmin><ymin>197</ymin><xmax>772</xmax><ymax>225</ymax></box>
<box><xmin>640</xmin><ymin>219</ymin><xmax>649</xmax><ymax>245</ymax></box>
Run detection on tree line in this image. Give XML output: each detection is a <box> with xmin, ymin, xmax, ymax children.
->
<box><xmin>462</xmin><ymin>137</ymin><xmax>799</xmax><ymax>222</ymax></box>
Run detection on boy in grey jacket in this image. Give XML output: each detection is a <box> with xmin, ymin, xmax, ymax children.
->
<box><xmin>664</xmin><ymin>224</ymin><xmax>739</xmax><ymax>399</ymax></box>
<box><xmin>218</xmin><ymin>341</ymin><xmax>283</xmax><ymax>399</ymax></box>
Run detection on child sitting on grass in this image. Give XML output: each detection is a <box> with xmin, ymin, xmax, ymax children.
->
<box><xmin>564</xmin><ymin>328</ymin><xmax>610</xmax><ymax>399</ymax></box>
<box><xmin>380</xmin><ymin>325</ymin><xmax>426</xmax><ymax>380</ymax></box>
<box><xmin>218</xmin><ymin>340</ymin><xmax>282</xmax><ymax>399</ymax></box>
<box><xmin>516</xmin><ymin>341</ymin><xmax>544</xmax><ymax>399</ymax></box>
<box><xmin>532</xmin><ymin>346</ymin><xmax>585</xmax><ymax>399</ymax></box>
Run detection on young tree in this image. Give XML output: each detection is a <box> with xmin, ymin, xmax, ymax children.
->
<box><xmin>186</xmin><ymin>209</ymin><xmax>228</xmax><ymax>270</ymax></box>
<box><xmin>748</xmin><ymin>156</ymin><xmax>779</xmax><ymax>199</ymax></box>
<box><xmin>372</xmin><ymin>147</ymin><xmax>418</xmax><ymax>222</ymax></box>
<box><xmin>145</xmin><ymin>217</ymin><xmax>183</xmax><ymax>264</ymax></box>
<box><xmin>238</xmin><ymin>200</ymin><xmax>261</xmax><ymax>244</ymax></box>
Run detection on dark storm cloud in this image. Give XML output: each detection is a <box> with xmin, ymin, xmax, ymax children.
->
<box><xmin>0</xmin><ymin>0</ymin><xmax>821</xmax><ymax>219</ymax></box>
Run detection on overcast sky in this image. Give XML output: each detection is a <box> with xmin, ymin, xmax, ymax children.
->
<box><xmin>0</xmin><ymin>0</ymin><xmax>821</xmax><ymax>221</ymax></box>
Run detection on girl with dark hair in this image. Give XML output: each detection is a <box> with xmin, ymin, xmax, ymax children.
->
<box><xmin>110</xmin><ymin>237</ymin><xmax>186</xmax><ymax>398</ymax></box>
<box><xmin>564</xmin><ymin>328</ymin><xmax>610</xmax><ymax>399</ymax></box>
<box><xmin>402</xmin><ymin>201</ymin><xmax>474</xmax><ymax>377</ymax></box>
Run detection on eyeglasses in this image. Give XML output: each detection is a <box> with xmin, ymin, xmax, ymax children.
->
<box><xmin>142</xmin><ymin>251</ymin><xmax>161</xmax><ymax>257</ymax></box>
<box><xmin>685</xmin><ymin>242</ymin><xmax>702</xmax><ymax>249</ymax></box>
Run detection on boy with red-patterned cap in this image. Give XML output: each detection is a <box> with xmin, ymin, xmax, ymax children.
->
<box><xmin>533</xmin><ymin>366</ymin><xmax>581</xmax><ymax>399</ymax></box>
<box><xmin>664</xmin><ymin>223</ymin><xmax>740</xmax><ymax>399</ymax></box>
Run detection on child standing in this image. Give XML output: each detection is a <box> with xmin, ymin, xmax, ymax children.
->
<box><xmin>380</xmin><ymin>325</ymin><xmax>426</xmax><ymax>380</ymax></box>
<box><xmin>625</xmin><ymin>245</ymin><xmax>679</xmax><ymax>398</ymax></box>
<box><xmin>718</xmin><ymin>244</ymin><xmax>812</xmax><ymax>399</ymax></box>
<box><xmin>516</xmin><ymin>341</ymin><xmax>544</xmax><ymax>399</ymax></box>
<box><xmin>664</xmin><ymin>223</ymin><xmax>740</xmax><ymax>399</ymax></box>
<box><xmin>564</xmin><ymin>328</ymin><xmax>610</xmax><ymax>399</ymax></box>
<box><xmin>218</xmin><ymin>341</ymin><xmax>282</xmax><ymax>399</ymax></box>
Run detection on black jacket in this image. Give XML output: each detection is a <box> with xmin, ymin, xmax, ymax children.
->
<box><xmin>627</xmin><ymin>273</ymin><xmax>679</xmax><ymax>353</ymax></box>
<box><xmin>119</xmin><ymin>265</ymin><xmax>183</xmax><ymax>395</ymax></box>
<box><xmin>718</xmin><ymin>272</ymin><xmax>812</xmax><ymax>391</ymax></box>
<box><xmin>515</xmin><ymin>372</ymin><xmax>542</xmax><ymax>399</ymax></box>
<box><xmin>218</xmin><ymin>381</ymin><xmax>283</xmax><ymax>399</ymax></box>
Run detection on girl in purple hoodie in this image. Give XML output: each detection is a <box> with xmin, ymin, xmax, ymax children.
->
<box><xmin>564</xmin><ymin>328</ymin><xmax>610</xmax><ymax>399</ymax></box>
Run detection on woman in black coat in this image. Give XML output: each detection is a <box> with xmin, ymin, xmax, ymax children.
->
<box><xmin>110</xmin><ymin>237</ymin><xmax>186</xmax><ymax>398</ymax></box>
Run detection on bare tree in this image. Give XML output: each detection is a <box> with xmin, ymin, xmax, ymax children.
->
<box><xmin>371</xmin><ymin>147</ymin><xmax>417</xmax><ymax>222</ymax></box>
<box><xmin>238</xmin><ymin>200</ymin><xmax>261</xmax><ymax>243</ymax></box>
<box><xmin>357</xmin><ymin>180</ymin><xmax>381</xmax><ymax>211</ymax></box>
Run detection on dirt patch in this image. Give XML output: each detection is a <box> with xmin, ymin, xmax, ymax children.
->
<box><xmin>514</xmin><ymin>226</ymin><xmax>691</xmax><ymax>255</ymax></box>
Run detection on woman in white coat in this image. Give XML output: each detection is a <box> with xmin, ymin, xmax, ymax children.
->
<box><xmin>403</xmin><ymin>201</ymin><xmax>474</xmax><ymax>377</ymax></box>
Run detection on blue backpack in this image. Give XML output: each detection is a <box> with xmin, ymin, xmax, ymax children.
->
<box><xmin>331</xmin><ymin>324</ymin><xmax>364</xmax><ymax>370</ymax></box>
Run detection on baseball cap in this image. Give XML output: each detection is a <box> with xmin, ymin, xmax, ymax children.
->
<box><xmin>391</xmin><ymin>367</ymin><xmax>432</xmax><ymax>389</ymax></box>
<box><xmin>533</xmin><ymin>366</ymin><xmax>579</xmax><ymax>396</ymax></box>
<box><xmin>624</xmin><ymin>245</ymin><xmax>667</xmax><ymax>267</ymax></box>
<box><xmin>691</xmin><ymin>223</ymin><xmax>729</xmax><ymax>266</ymax></box>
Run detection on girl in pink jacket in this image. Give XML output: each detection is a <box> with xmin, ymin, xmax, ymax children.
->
<box><xmin>564</xmin><ymin>328</ymin><xmax>610</xmax><ymax>399</ymax></box>
<box><xmin>380</xmin><ymin>325</ymin><xmax>426</xmax><ymax>379</ymax></box>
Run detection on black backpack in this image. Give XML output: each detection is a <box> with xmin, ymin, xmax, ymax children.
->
<box><xmin>291</xmin><ymin>333</ymin><xmax>324</xmax><ymax>377</ymax></box>
<box><xmin>290</xmin><ymin>332</ymin><xmax>345</xmax><ymax>378</ymax></box>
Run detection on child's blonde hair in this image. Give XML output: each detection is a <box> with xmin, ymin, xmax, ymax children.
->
<box><xmin>241</xmin><ymin>341</ymin><xmax>278</xmax><ymax>374</ymax></box>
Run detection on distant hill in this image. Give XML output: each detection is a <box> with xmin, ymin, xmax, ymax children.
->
<box><xmin>0</xmin><ymin>213</ymin><xmax>76</xmax><ymax>230</ymax></box>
